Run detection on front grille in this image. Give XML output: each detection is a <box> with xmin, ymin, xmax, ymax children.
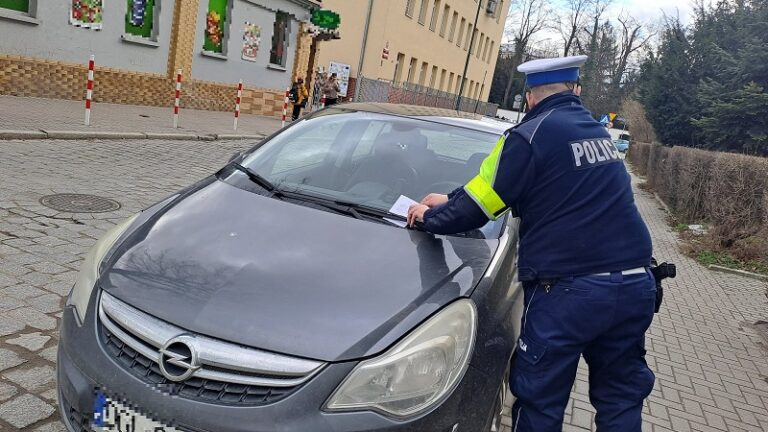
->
<box><xmin>101</xmin><ymin>327</ymin><xmax>294</xmax><ymax>405</ymax></box>
<box><xmin>97</xmin><ymin>291</ymin><xmax>324</xmax><ymax>407</ymax></box>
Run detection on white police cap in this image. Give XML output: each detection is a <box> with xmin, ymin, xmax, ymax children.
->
<box><xmin>517</xmin><ymin>55</ymin><xmax>588</xmax><ymax>87</ymax></box>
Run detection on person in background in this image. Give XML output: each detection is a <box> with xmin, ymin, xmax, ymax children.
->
<box><xmin>291</xmin><ymin>78</ymin><xmax>309</xmax><ymax>121</ymax></box>
<box><xmin>323</xmin><ymin>73</ymin><xmax>341</xmax><ymax>106</ymax></box>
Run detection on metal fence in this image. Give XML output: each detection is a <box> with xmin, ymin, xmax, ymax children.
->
<box><xmin>355</xmin><ymin>76</ymin><xmax>499</xmax><ymax>117</ymax></box>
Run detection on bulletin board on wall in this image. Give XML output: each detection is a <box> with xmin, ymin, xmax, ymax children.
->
<box><xmin>204</xmin><ymin>0</ymin><xmax>229</xmax><ymax>53</ymax></box>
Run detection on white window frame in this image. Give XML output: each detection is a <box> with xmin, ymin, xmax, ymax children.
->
<box><xmin>0</xmin><ymin>0</ymin><xmax>39</xmax><ymax>25</ymax></box>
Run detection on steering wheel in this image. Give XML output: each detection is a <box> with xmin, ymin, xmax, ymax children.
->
<box><xmin>427</xmin><ymin>181</ymin><xmax>464</xmax><ymax>195</ymax></box>
<box><xmin>386</xmin><ymin>166</ymin><xmax>420</xmax><ymax>199</ymax></box>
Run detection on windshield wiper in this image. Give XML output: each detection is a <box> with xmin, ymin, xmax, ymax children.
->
<box><xmin>230</xmin><ymin>163</ymin><xmax>283</xmax><ymax>198</ymax></box>
<box><xmin>275</xmin><ymin>191</ymin><xmax>417</xmax><ymax>228</ymax></box>
<box><xmin>331</xmin><ymin>199</ymin><xmax>408</xmax><ymax>224</ymax></box>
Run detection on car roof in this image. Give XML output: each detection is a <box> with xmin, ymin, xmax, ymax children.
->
<box><xmin>325</xmin><ymin>102</ymin><xmax>510</xmax><ymax>135</ymax></box>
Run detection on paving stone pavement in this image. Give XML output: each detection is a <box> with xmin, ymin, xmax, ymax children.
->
<box><xmin>0</xmin><ymin>138</ymin><xmax>766</xmax><ymax>431</ymax></box>
<box><xmin>0</xmin><ymin>96</ymin><xmax>282</xmax><ymax>137</ymax></box>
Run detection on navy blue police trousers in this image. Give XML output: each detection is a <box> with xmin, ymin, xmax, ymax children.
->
<box><xmin>510</xmin><ymin>270</ymin><xmax>656</xmax><ymax>431</ymax></box>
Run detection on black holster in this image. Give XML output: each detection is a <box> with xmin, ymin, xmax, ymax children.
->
<box><xmin>650</xmin><ymin>258</ymin><xmax>676</xmax><ymax>313</ymax></box>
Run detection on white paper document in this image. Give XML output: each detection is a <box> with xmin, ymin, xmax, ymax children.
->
<box><xmin>386</xmin><ymin>195</ymin><xmax>418</xmax><ymax>227</ymax></box>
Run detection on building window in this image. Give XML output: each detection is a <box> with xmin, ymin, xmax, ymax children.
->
<box><xmin>456</xmin><ymin>17</ymin><xmax>465</xmax><ymax>47</ymax></box>
<box><xmin>417</xmin><ymin>0</ymin><xmax>429</xmax><ymax>25</ymax></box>
<box><xmin>429</xmin><ymin>65</ymin><xmax>438</xmax><ymax>88</ymax></box>
<box><xmin>418</xmin><ymin>61</ymin><xmax>428</xmax><ymax>86</ymax></box>
<box><xmin>405</xmin><ymin>0</ymin><xmax>415</xmax><ymax>17</ymax></box>
<box><xmin>269</xmin><ymin>11</ymin><xmax>290</xmax><ymax>67</ymax></box>
<box><xmin>465</xmin><ymin>24</ymin><xmax>473</xmax><ymax>51</ymax></box>
<box><xmin>496</xmin><ymin>0</ymin><xmax>503</xmax><ymax>22</ymax></box>
<box><xmin>203</xmin><ymin>0</ymin><xmax>230</xmax><ymax>54</ymax></box>
<box><xmin>407</xmin><ymin>57</ymin><xmax>418</xmax><ymax>84</ymax></box>
<box><xmin>470</xmin><ymin>29</ymin><xmax>478</xmax><ymax>54</ymax></box>
<box><xmin>439</xmin><ymin>5</ymin><xmax>449</xmax><ymax>36</ymax></box>
<box><xmin>394</xmin><ymin>52</ymin><xmax>405</xmax><ymax>82</ymax></box>
<box><xmin>429</xmin><ymin>0</ymin><xmax>440</xmax><ymax>31</ymax></box>
<box><xmin>447</xmin><ymin>73</ymin><xmax>454</xmax><ymax>93</ymax></box>
<box><xmin>476</xmin><ymin>32</ymin><xmax>484</xmax><ymax>58</ymax></box>
<box><xmin>448</xmin><ymin>12</ymin><xmax>458</xmax><ymax>42</ymax></box>
<box><xmin>455</xmin><ymin>75</ymin><xmax>462</xmax><ymax>94</ymax></box>
<box><xmin>439</xmin><ymin>69</ymin><xmax>447</xmax><ymax>90</ymax></box>
<box><xmin>487</xmin><ymin>41</ymin><xmax>494</xmax><ymax>63</ymax></box>
<box><xmin>125</xmin><ymin>0</ymin><xmax>158</xmax><ymax>41</ymax></box>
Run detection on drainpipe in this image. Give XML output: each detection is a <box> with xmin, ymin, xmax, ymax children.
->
<box><xmin>353</xmin><ymin>0</ymin><xmax>374</xmax><ymax>102</ymax></box>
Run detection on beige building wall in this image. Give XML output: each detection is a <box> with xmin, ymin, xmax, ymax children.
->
<box><xmin>316</xmin><ymin>0</ymin><xmax>508</xmax><ymax>102</ymax></box>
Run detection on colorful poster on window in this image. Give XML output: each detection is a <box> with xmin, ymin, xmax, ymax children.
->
<box><xmin>71</xmin><ymin>0</ymin><xmax>104</xmax><ymax>30</ymax></box>
<box><xmin>125</xmin><ymin>0</ymin><xmax>155</xmax><ymax>39</ymax></box>
<box><xmin>0</xmin><ymin>0</ymin><xmax>30</xmax><ymax>13</ymax></box>
<box><xmin>241</xmin><ymin>22</ymin><xmax>261</xmax><ymax>62</ymax></box>
<box><xmin>204</xmin><ymin>0</ymin><xmax>228</xmax><ymax>53</ymax></box>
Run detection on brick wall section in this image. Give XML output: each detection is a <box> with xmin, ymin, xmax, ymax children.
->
<box><xmin>167</xmin><ymin>0</ymin><xmax>200</xmax><ymax>79</ymax></box>
<box><xmin>292</xmin><ymin>22</ymin><xmax>314</xmax><ymax>83</ymax></box>
<box><xmin>0</xmin><ymin>54</ymin><xmax>286</xmax><ymax>117</ymax></box>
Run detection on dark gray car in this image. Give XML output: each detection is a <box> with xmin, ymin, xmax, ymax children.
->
<box><xmin>57</xmin><ymin>103</ymin><xmax>524</xmax><ymax>432</ymax></box>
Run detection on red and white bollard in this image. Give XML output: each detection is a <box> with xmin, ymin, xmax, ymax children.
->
<box><xmin>281</xmin><ymin>87</ymin><xmax>289</xmax><ymax>128</ymax></box>
<box><xmin>320</xmin><ymin>95</ymin><xmax>326</xmax><ymax>109</ymax></box>
<box><xmin>233</xmin><ymin>80</ymin><xmax>243</xmax><ymax>131</ymax></box>
<box><xmin>173</xmin><ymin>69</ymin><xmax>183</xmax><ymax>128</ymax></box>
<box><xmin>84</xmin><ymin>55</ymin><xmax>95</xmax><ymax>126</ymax></box>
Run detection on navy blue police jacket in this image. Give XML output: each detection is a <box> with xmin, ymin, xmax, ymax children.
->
<box><xmin>421</xmin><ymin>92</ymin><xmax>653</xmax><ymax>281</ymax></box>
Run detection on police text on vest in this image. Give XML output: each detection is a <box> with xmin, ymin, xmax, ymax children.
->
<box><xmin>569</xmin><ymin>139</ymin><xmax>621</xmax><ymax>170</ymax></box>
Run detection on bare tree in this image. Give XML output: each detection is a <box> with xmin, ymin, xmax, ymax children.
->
<box><xmin>557</xmin><ymin>0</ymin><xmax>592</xmax><ymax>56</ymax></box>
<box><xmin>501</xmin><ymin>0</ymin><xmax>553</xmax><ymax>107</ymax></box>
<box><xmin>611</xmin><ymin>13</ymin><xmax>655</xmax><ymax>89</ymax></box>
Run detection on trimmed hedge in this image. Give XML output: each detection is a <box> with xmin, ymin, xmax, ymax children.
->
<box><xmin>627</xmin><ymin>142</ymin><xmax>768</xmax><ymax>261</ymax></box>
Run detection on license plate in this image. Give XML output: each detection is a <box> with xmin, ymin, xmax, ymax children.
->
<box><xmin>93</xmin><ymin>392</ymin><xmax>178</xmax><ymax>432</ymax></box>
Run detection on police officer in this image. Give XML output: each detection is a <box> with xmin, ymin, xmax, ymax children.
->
<box><xmin>407</xmin><ymin>55</ymin><xmax>656</xmax><ymax>431</ymax></box>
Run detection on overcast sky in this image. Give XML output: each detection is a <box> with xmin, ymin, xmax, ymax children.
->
<box><xmin>504</xmin><ymin>0</ymin><xmax>695</xmax><ymax>46</ymax></box>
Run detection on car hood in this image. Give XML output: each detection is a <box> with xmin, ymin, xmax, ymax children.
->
<box><xmin>101</xmin><ymin>179</ymin><xmax>497</xmax><ymax>362</ymax></box>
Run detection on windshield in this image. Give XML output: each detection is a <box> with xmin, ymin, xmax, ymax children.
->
<box><xmin>618</xmin><ymin>133</ymin><xmax>631</xmax><ymax>141</ymax></box>
<box><xmin>236</xmin><ymin>109</ymin><xmax>505</xmax><ymax>237</ymax></box>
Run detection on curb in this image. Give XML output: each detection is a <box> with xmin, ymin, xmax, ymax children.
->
<box><xmin>708</xmin><ymin>265</ymin><xmax>768</xmax><ymax>282</ymax></box>
<box><xmin>143</xmin><ymin>132</ymin><xmax>201</xmax><ymax>140</ymax></box>
<box><xmin>0</xmin><ymin>130</ymin><xmax>267</xmax><ymax>141</ymax></box>
<box><xmin>43</xmin><ymin>130</ymin><xmax>148</xmax><ymax>140</ymax></box>
<box><xmin>0</xmin><ymin>130</ymin><xmax>48</xmax><ymax>140</ymax></box>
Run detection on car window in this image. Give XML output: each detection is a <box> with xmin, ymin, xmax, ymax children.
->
<box><xmin>422</xmin><ymin>129</ymin><xmax>494</xmax><ymax>161</ymax></box>
<box><xmin>238</xmin><ymin>110</ymin><xmax>504</xmax><ymax>238</ymax></box>
<box><xmin>619</xmin><ymin>134</ymin><xmax>631</xmax><ymax>141</ymax></box>
<box><xmin>270</xmin><ymin>120</ymin><xmax>343</xmax><ymax>174</ymax></box>
<box><xmin>351</xmin><ymin>121</ymin><xmax>390</xmax><ymax>161</ymax></box>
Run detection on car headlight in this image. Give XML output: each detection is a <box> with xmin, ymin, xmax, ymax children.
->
<box><xmin>325</xmin><ymin>299</ymin><xmax>477</xmax><ymax>418</ymax></box>
<box><xmin>68</xmin><ymin>214</ymin><xmax>139</xmax><ymax>323</ymax></box>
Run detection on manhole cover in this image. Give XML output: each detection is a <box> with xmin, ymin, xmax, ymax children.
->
<box><xmin>40</xmin><ymin>194</ymin><xmax>121</xmax><ymax>213</ymax></box>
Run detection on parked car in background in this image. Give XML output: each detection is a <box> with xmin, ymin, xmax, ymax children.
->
<box><xmin>57</xmin><ymin>103</ymin><xmax>524</xmax><ymax>432</ymax></box>
<box><xmin>607</xmin><ymin>128</ymin><xmax>631</xmax><ymax>152</ymax></box>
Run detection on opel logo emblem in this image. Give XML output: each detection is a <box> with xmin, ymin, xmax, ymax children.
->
<box><xmin>159</xmin><ymin>336</ymin><xmax>200</xmax><ymax>382</ymax></box>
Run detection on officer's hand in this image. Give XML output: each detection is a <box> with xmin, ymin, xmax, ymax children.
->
<box><xmin>420</xmin><ymin>193</ymin><xmax>448</xmax><ymax>208</ymax></box>
<box><xmin>407</xmin><ymin>204</ymin><xmax>429</xmax><ymax>227</ymax></box>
